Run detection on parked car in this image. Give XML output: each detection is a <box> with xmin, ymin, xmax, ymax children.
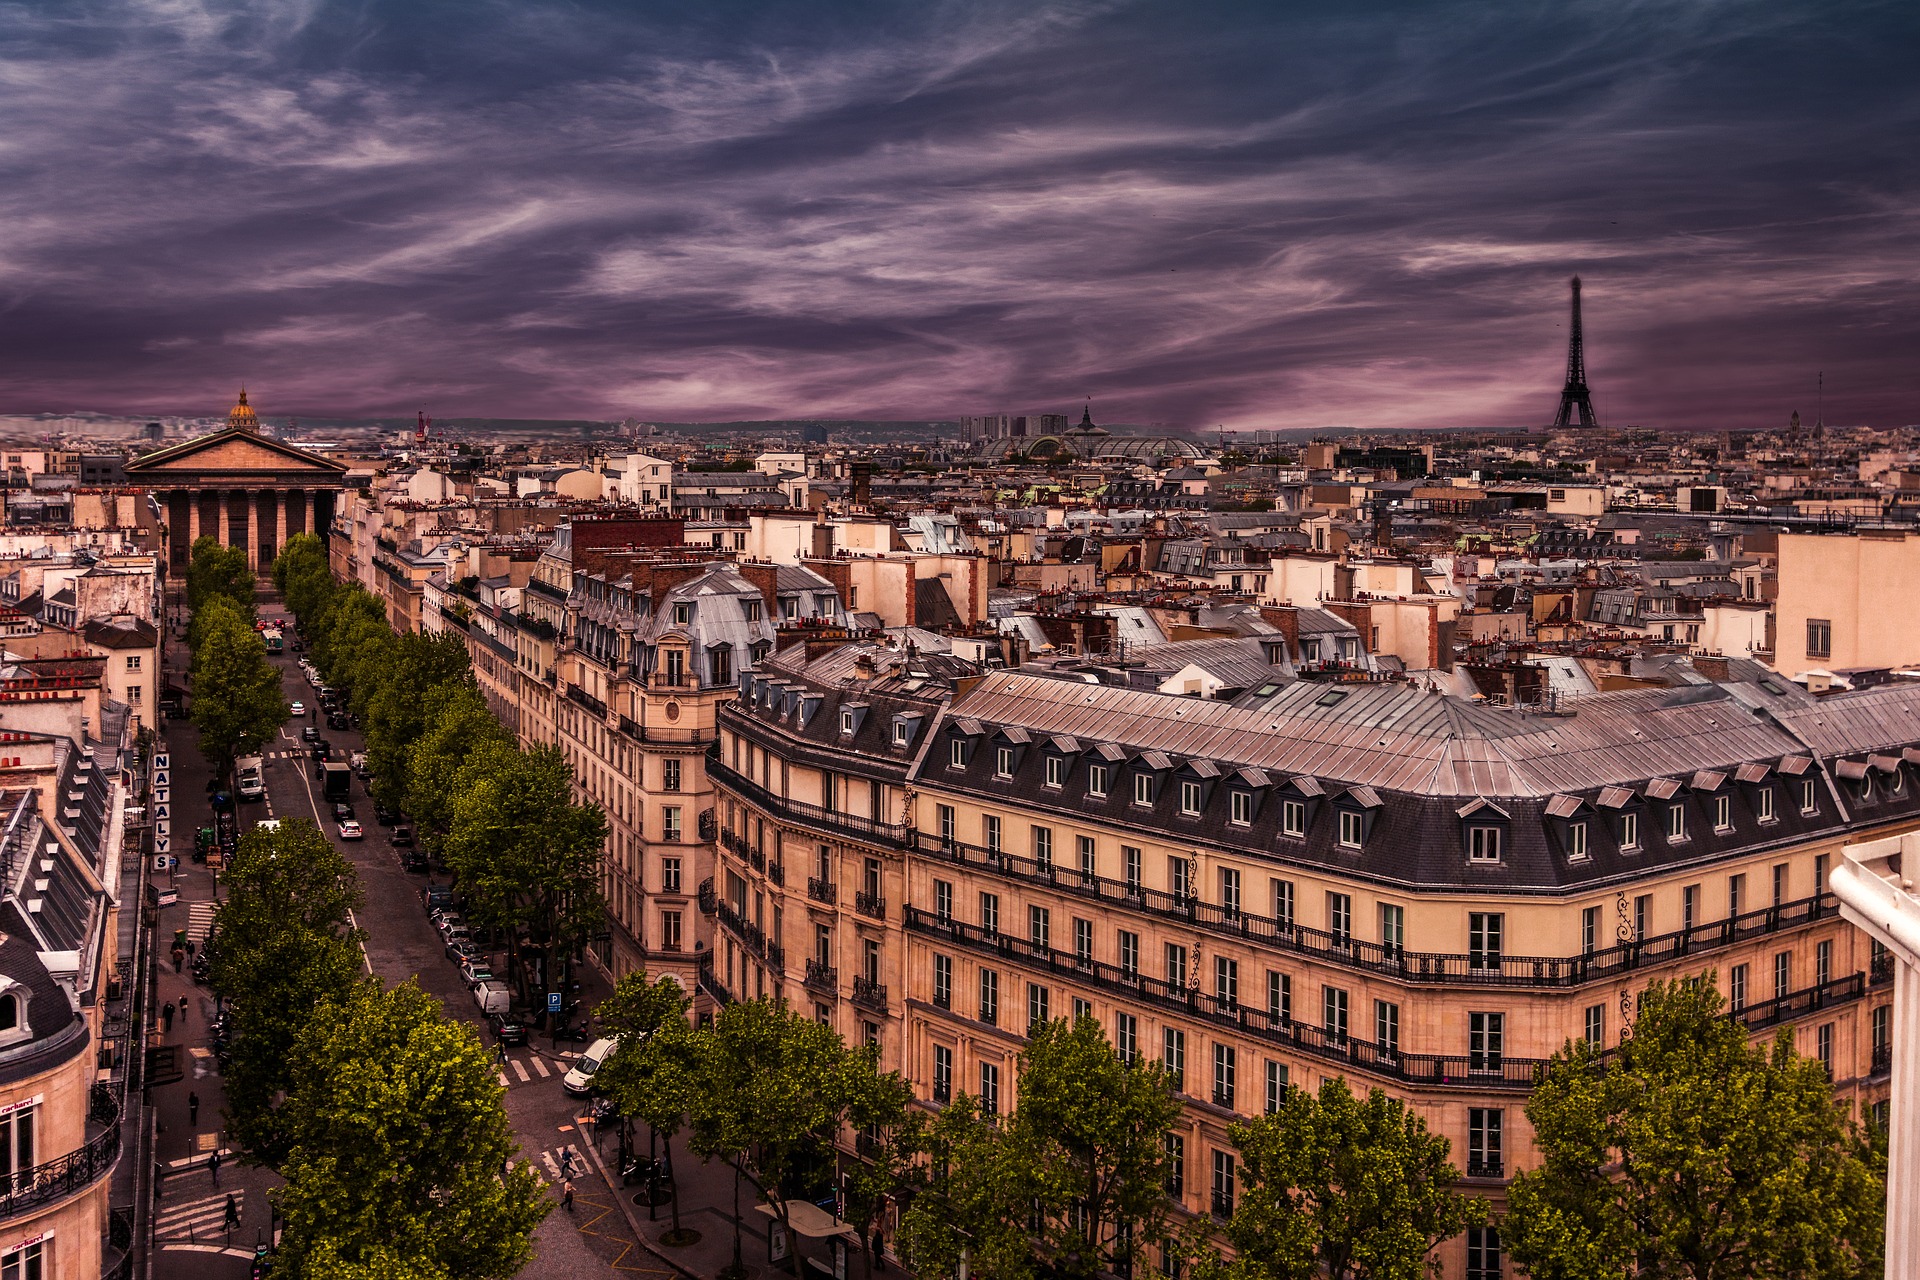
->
<box><xmin>337</xmin><ymin>819</ymin><xmax>365</xmax><ymax>841</ymax></box>
<box><xmin>328</xmin><ymin>712</ymin><xmax>352</xmax><ymax>730</ymax></box>
<box><xmin>391</xmin><ymin>826</ymin><xmax>416</xmax><ymax>848</ymax></box>
<box><xmin>460</xmin><ymin>958</ymin><xmax>495</xmax><ymax>987</ymax></box>
<box><xmin>473</xmin><ymin>981</ymin><xmax>512</xmax><ymax>1016</ymax></box>
<box><xmin>448</xmin><ymin>938</ymin><xmax>481</xmax><ymax>964</ymax></box>
<box><xmin>373</xmin><ymin>804</ymin><xmax>402</xmax><ymax>826</ymax></box>
<box><xmin>332</xmin><ymin>801</ymin><xmax>355</xmax><ymax>822</ymax></box>
<box><xmin>563</xmin><ymin>1037</ymin><xmax>622</xmax><ymax>1095</ymax></box>
<box><xmin>401</xmin><ymin>849</ymin><xmax>430</xmax><ymax>873</ymax></box>
<box><xmin>488</xmin><ymin>1012</ymin><xmax>529</xmax><ymax>1046</ymax></box>
<box><xmin>421</xmin><ymin>883</ymin><xmax>454</xmax><ymax>911</ymax></box>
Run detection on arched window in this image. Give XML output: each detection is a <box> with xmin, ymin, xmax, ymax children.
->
<box><xmin>0</xmin><ymin>994</ymin><xmax>17</xmax><ymax>1031</ymax></box>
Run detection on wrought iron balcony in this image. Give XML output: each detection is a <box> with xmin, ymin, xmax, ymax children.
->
<box><xmin>1873</xmin><ymin>1042</ymin><xmax>1893</xmax><ymax>1076</ymax></box>
<box><xmin>710</xmin><ymin>757</ymin><xmax>913</xmax><ymax>847</ymax></box>
<box><xmin>852</xmin><ymin>976</ymin><xmax>889</xmax><ymax>1013</ymax></box>
<box><xmin>808</xmin><ymin>877</ymin><xmax>837</xmax><ymax>905</ymax></box>
<box><xmin>804</xmin><ymin>959</ymin><xmax>838</xmax><ymax>994</ymax></box>
<box><xmin>697</xmin><ymin>878</ymin><xmax>715</xmax><ymax>915</ymax></box>
<box><xmin>854</xmin><ymin>890</ymin><xmax>886</xmax><ymax>920</ymax></box>
<box><xmin>767</xmin><ymin>861</ymin><xmax>785</xmax><ymax>886</ymax></box>
<box><xmin>1466</xmin><ymin>1158</ymin><xmax>1504</xmax><ymax>1180</ymax></box>
<box><xmin>0</xmin><ymin>1111</ymin><xmax>120</xmax><ymax>1224</ymax></box>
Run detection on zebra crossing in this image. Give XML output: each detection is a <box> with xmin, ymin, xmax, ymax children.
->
<box><xmin>185</xmin><ymin>901</ymin><xmax>216</xmax><ymax>945</ymax></box>
<box><xmin>496</xmin><ymin>1048</ymin><xmax>555</xmax><ymax>1088</ymax></box>
<box><xmin>156</xmin><ymin>1189</ymin><xmax>245</xmax><ymax>1242</ymax></box>
<box><xmin>535</xmin><ymin>1142</ymin><xmax>587</xmax><ymax>1184</ymax></box>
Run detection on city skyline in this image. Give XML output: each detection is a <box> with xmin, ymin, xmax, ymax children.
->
<box><xmin>3</xmin><ymin>0</ymin><xmax>1916</xmax><ymax>430</ymax></box>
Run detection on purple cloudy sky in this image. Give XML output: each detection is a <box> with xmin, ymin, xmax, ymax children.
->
<box><xmin>2</xmin><ymin>0</ymin><xmax>1916</xmax><ymax>430</ymax></box>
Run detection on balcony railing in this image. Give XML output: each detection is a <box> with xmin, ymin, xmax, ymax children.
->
<box><xmin>805</xmin><ymin>960</ymin><xmax>838</xmax><ymax>995</ymax></box>
<box><xmin>0</xmin><ymin>1115</ymin><xmax>120</xmax><ymax>1224</ymax></box>
<box><xmin>767</xmin><ymin>861</ymin><xmax>785</xmax><ymax>886</ymax></box>
<box><xmin>696</xmin><ymin>953</ymin><xmax>733</xmax><ymax>1007</ymax></box>
<box><xmin>565</xmin><ymin>684</ymin><xmax>608</xmax><ymax>717</ymax></box>
<box><xmin>697</xmin><ymin>878</ymin><xmax>716</xmax><ymax>915</ymax></box>
<box><xmin>1873</xmin><ymin>1043</ymin><xmax>1893</xmax><ymax>1076</ymax></box>
<box><xmin>917</xmin><ymin>834</ymin><xmax>1842</xmax><ymax>991</ymax></box>
<box><xmin>1729</xmin><ymin>973</ymin><xmax>1864</xmax><ymax>1033</ymax></box>
<box><xmin>1466</xmin><ymin>1158</ymin><xmax>1504</xmax><ymax>1180</ymax></box>
<box><xmin>715</xmin><ymin>899</ymin><xmax>767</xmax><ymax>960</ymax></box>
<box><xmin>855</xmin><ymin>890</ymin><xmax>887</xmax><ymax>920</ymax></box>
<box><xmin>852</xmin><ymin>976</ymin><xmax>889</xmax><ymax>1013</ymax></box>
<box><xmin>1872</xmin><ymin>950</ymin><xmax>1895</xmax><ymax>985</ymax></box>
<box><xmin>808</xmin><ymin>877</ymin><xmax>838</xmax><ymax>905</ymax></box>
<box><xmin>710</xmin><ymin>757</ymin><xmax>914</xmax><ymax>848</ymax></box>
<box><xmin>615</xmin><ymin>715</ymin><xmax>716</xmax><ymax>744</ymax></box>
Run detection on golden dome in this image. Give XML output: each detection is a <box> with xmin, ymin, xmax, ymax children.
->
<box><xmin>227</xmin><ymin>387</ymin><xmax>259</xmax><ymax>432</ymax></box>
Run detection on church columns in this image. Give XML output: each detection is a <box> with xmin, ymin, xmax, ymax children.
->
<box><xmin>185</xmin><ymin>489</ymin><xmax>200</xmax><ymax>549</ymax></box>
<box><xmin>255</xmin><ymin>489</ymin><xmax>281</xmax><ymax>569</ymax></box>
<box><xmin>286</xmin><ymin>488</ymin><xmax>307</xmax><ymax>539</ymax></box>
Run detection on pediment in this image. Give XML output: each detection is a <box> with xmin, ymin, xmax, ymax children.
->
<box><xmin>126</xmin><ymin>429</ymin><xmax>348</xmax><ymax>476</ymax></box>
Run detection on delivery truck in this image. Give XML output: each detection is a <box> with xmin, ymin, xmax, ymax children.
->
<box><xmin>322</xmin><ymin>761</ymin><xmax>352</xmax><ymax>804</ymax></box>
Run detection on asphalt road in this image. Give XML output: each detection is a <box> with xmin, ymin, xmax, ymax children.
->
<box><xmin>231</xmin><ymin>626</ymin><xmax>660</xmax><ymax>1276</ymax></box>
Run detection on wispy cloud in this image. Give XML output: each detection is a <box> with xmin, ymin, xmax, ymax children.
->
<box><xmin>0</xmin><ymin>0</ymin><xmax>1915</xmax><ymax>428</ymax></box>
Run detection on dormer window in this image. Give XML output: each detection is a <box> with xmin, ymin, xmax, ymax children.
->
<box><xmin>842</xmin><ymin>709</ymin><xmax>856</xmax><ymax>736</ymax></box>
<box><xmin>1667</xmin><ymin>804</ymin><xmax>1687</xmax><ymax>842</ymax></box>
<box><xmin>1757</xmin><ymin>787</ymin><xmax>1776</xmax><ymax>822</ymax></box>
<box><xmin>672</xmin><ymin>603</ymin><xmax>691</xmax><ymax>626</ymax></box>
<box><xmin>1133</xmin><ymin>773</ymin><xmax>1154</xmax><ymax>806</ymax></box>
<box><xmin>950</xmin><ymin>739</ymin><xmax>967</xmax><ymax>768</ymax></box>
<box><xmin>783</xmin><ymin>597</ymin><xmax>799</xmax><ymax>620</ymax></box>
<box><xmin>0</xmin><ymin>993</ymin><xmax>14</xmax><ymax>1031</ymax></box>
<box><xmin>1045</xmin><ymin>756</ymin><xmax>1065</xmax><ymax>787</ymax></box>
<box><xmin>996</xmin><ymin>746</ymin><xmax>1014</xmax><ymax>777</ymax></box>
<box><xmin>1713</xmin><ymin>794</ymin><xmax>1732</xmax><ymax>831</ymax></box>
<box><xmin>1088</xmin><ymin>764</ymin><xmax>1109</xmax><ymax>797</ymax></box>
<box><xmin>1566</xmin><ymin>820</ymin><xmax>1588</xmax><ymax>861</ymax></box>
<box><xmin>1179</xmin><ymin>781</ymin><xmax>1203</xmax><ymax>817</ymax></box>
<box><xmin>1467</xmin><ymin>827</ymin><xmax>1502</xmax><ymax>863</ymax></box>
<box><xmin>1281</xmin><ymin>799</ymin><xmax>1307</xmax><ymax>837</ymax></box>
<box><xmin>1230</xmin><ymin>791</ymin><xmax>1253</xmax><ymax>826</ymax></box>
<box><xmin>743</xmin><ymin>600</ymin><xmax>762</xmax><ymax>622</ymax></box>
<box><xmin>1338</xmin><ymin>811</ymin><xmax>1364</xmax><ymax>849</ymax></box>
<box><xmin>893</xmin><ymin>721</ymin><xmax>910</xmax><ymax>746</ymax></box>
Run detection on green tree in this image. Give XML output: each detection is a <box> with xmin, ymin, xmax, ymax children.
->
<box><xmin>404</xmin><ymin>683</ymin><xmax>515</xmax><ymax>846</ymax></box>
<box><xmin>841</xmin><ymin>1074</ymin><xmax>922</xmax><ymax>1275</ymax></box>
<box><xmin>897</xmin><ymin>1096</ymin><xmax>1065</xmax><ymax>1280</ymax></box>
<box><xmin>187</xmin><ymin>536</ymin><xmax>256</xmax><ymax>614</ymax></box>
<box><xmin>273</xmin><ymin>532</ymin><xmax>336</xmax><ymax>625</ymax></box>
<box><xmin>189</xmin><ymin>597</ymin><xmax>287</xmax><ymax>778</ymax></box>
<box><xmin>1506</xmin><ymin>977</ymin><xmax>1883</xmax><ymax>1280</ymax></box>
<box><xmin>1196</xmin><ymin>1077</ymin><xmax>1481</xmax><ymax>1280</ymax></box>
<box><xmin>442</xmin><ymin>743</ymin><xmax>606</xmax><ymax>1010</ymax></box>
<box><xmin>311</xmin><ymin>584</ymin><xmax>388</xmax><ymax>692</ymax></box>
<box><xmin>1015</xmin><ymin>1016</ymin><xmax>1183</xmax><ymax>1276</ymax></box>
<box><xmin>362</xmin><ymin>629</ymin><xmax>472</xmax><ymax>809</ymax></box>
<box><xmin>593</xmin><ymin>973</ymin><xmax>697</xmax><ymax>1232</ymax></box>
<box><xmin>208</xmin><ymin>819</ymin><xmax>366</xmax><ymax>1163</ymax></box>
<box><xmin>273</xmin><ymin>981</ymin><xmax>548</xmax><ymax>1279</ymax></box>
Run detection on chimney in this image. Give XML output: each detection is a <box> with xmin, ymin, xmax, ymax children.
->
<box><xmin>853</xmin><ymin>653</ymin><xmax>876</xmax><ymax>681</ymax></box>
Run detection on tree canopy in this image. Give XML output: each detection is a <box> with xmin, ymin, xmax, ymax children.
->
<box><xmin>187</xmin><ymin>535</ymin><xmax>255</xmax><ymax>614</ymax></box>
<box><xmin>189</xmin><ymin>595</ymin><xmax>287</xmax><ymax>776</ymax></box>
<box><xmin>1505</xmin><ymin>977</ymin><xmax>1883</xmax><ymax>1280</ymax></box>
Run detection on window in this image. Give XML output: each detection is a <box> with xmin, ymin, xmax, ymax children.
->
<box><xmin>934</xmin><ymin>879</ymin><xmax>953</xmax><ymax>922</ymax></box>
<box><xmin>984</xmin><ymin>816</ymin><xmax>1001</xmax><ymax>855</ymax></box>
<box><xmin>1817</xmin><ymin>1023</ymin><xmax>1834</xmax><ymax>1079</ymax></box>
<box><xmin>1214</xmin><ymin>956</ymin><xmax>1239</xmax><ymax>1008</ymax></box>
<box><xmin>1211</xmin><ymin>1150</ymin><xmax>1236</xmax><ymax>1218</ymax></box>
<box><xmin>1230</xmin><ymin>790</ymin><xmax>1253</xmax><ymax>825</ymax></box>
<box><xmin>1322</xmin><ymin>986</ymin><xmax>1349</xmax><ymax>1042</ymax></box>
<box><xmin>1567</xmin><ymin>820</ymin><xmax>1589</xmax><ymax>861</ymax></box>
<box><xmin>1088</xmin><ymin>764</ymin><xmax>1109</xmax><ymax>797</ymax></box>
<box><xmin>672</xmin><ymin>603</ymin><xmax>691</xmax><ymax>626</ymax></box>
<box><xmin>1338</xmin><ymin>810</ymin><xmax>1364</xmax><ymax>849</ymax></box>
<box><xmin>1728</xmin><ymin>874</ymin><xmax>1745</xmax><ymax>919</ymax></box>
<box><xmin>1874</xmin><ymin>1003</ymin><xmax>1892</xmax><ymax>1059</ymax></box>
<box><xmin>1077</xmin><ymin>835</ymin><xmax>1096</xmax><ymax>879</ymax></box>
<box><xmin>1469</xmin><ymin>1012</ymin><xmax>1504</xmax><ymax>1072</ymax></box>
<box><xmin>1263</xmin><ymin>967</ymin><xmax>1293</xmax><ymax>1022</ymax></box>
<box><xmin>1124</xmin><ymin>846</ymin><xmax>1142</xmax><ymax>891</ymax></box>
<box><xmin>1328</xmin><ymin>893</ymin><xmax>1352</xmax><ymax>945</ymax></box>
<box><xmin>0</xmin><ymin>1103</ymin><xmax>35</xmax><ymax>1192</ymax></box>
<box><xmin>1074</xmin><ymin>918</ymin><xmax>1093</xmax><ymax>964</ymax></box>
<box><xmin>1165</xmin><ymin>942</ymin><xmax>1188</xmax><ymax>988</ymax></box>
<box><xmin>1584</xmin><ymin>1003</ymin><xmax>1605</xmax><ymax>1045</ymax></box>
<box><xmin>1774</xmin><ymin>951</ymin><xmax>1791</xmax><ymax>999</ymax></box>
<box><xmin>1171</xmin><ymin>857</ymin><xmax>1193</xmax><ymax>901</ymax></box>
<box><xmin>1634</xmin><ymin>893</ymin><xmax>1651</xmax><ymax>939</ymax></box>
<box><xmin>979</xmin><ymin>892</ymin><xmax>1000</xmax><ymax>935</ymax></box>
<box><xmin>1620</xmin><ymin>810</ymin><xmax>1640</xmax><ymax>850</ymax></box>
<box><xmin>1815</xmin><ymin>852</ymin><xmax>1829</xmax><ymax>893</ymax></box>
<box><xmin>1683</xmin><ymin>884</ymin><xmax>1700</xmax><ymax>931</ymax></box>
<box><xmin>1273</xmin><ymin>878</ymin><xmax>1295</xmax><ymax>928</ymax></box>
<box><xmin>1265</xmin><ymin>1060</ymin><xmax>1288</xmax><ymax>1113</ymax></box>
<box><xmin>1116</xmin><ymin>1012</ymin><xmax>1139</xmax><ymax>1062</ymax></box>
<box><xmin>1119</xmin><ymin>930</ymin><xmax>1140</xmax><ymax>976</ymax></box>
<box><xmin>1469</xmin><ymin>913</ymin><xmax>1503</xmax><ymax>971</ymax></box>
<box><xmin>842</xmin><ymin>709</ymin><xmax>856</xmax><ymax>735</ymax></box>
<box><xmin>1468</xmin><ymin>826</ymin><xmax>1502</xmax><ymax>863</ymax></box>
<box><xmin>893</xmin><ymin>720</ymin><xmax>910</xmax><ymax>745</ymax></box>
<box><xmin>1032</xmin><ymin>825</ymin><xmax>1053</xmax><ymax>868</ymax></box>
<box><xmin>1212</xmin><ymin>1043</ymin><xmax>1237</xmax><ymax>1109</ymax></box>
<box><xmin>1581</xmin><ymin>906</ymin><xmax>1600</xmax><ymax>955</ymax></box>
<box><xmin>1164</xmin><ymin>1133</ymin><xmax>1185</xmax><ymax>1195</ymax></box>
<box><xmin>1045</xmin><ymin>756</ymin><xmax>1065</xmax><ymax>787</ymax></box>
<box><xmin>932</xmin><ymin>1045</ymin><xmax>953</xmax><ymax>1102</ymax></box>
<box><xmin>1729</xmin><ymin>963</ymin><xmax>1748</xmax><ymax>1012</ymax></box>
<box><xmin>1163</xmin><ymin>1028</ymin><xmax>1186</xmax><ymax>1091</ymax></box>
<box><xmin>710</xmin><ymin>647</ymin><xmax>732</xmax><ymax>685</ymax></box>
<box><xmin>1134</xmin><ymin>772</ymin><xmax>1155</xmax><ymax>806</ymax></box>
<box><xmin>1806</xmin><ymin>618</ymin><xmax>1832</xmax><ymax>659</ymax></box>
<box><xmin>662</xmin><ymin>806</ymin><xmax>682</xmax><ymax>842</ymax></box>
<box><xmin>1028</xmin><ymin>983</ymin><xmax>1050</xmax><ymax>1029</ymax></box>
<box><xmin>1028</xmin><ymin>905</ymin><xmax>1050</xmax><ymax>950</ymax></box>
<box><xmin>932</xmin><ymin>955</ymin><xmax>951</xmax><ymax>1008</ymax></box>
<box><xmin>1466</xmin><ymin>1226</ymin><xmax>1503</xmax><ymax>1280</ymax></box>
<box><xmin>1380</xmin><ymin>903</ymin><xmax>1404</xmax><ymax>958</ymax></box>
<box><xmin>1</xmin><ymin>1240</ymin><xmax>45</xmax><ymax>1280</ymax></box>
<box><xmin>1816</xmin><ymin>938</ymin><xmax>1833</xmax><ymax>987</ymax></box>
<box><xmin>1281</xmin><ymin>798</ymin><xmax>1307</xmax><ymax>837</ymax></box>
<box><xmin>1801</xmin><ymin>778</ymin><xmax>1819</xmax><ymax>814</ymax></box>
<box><xmin>1714</xmin><ymin>794</ymin><xmax>1732</xmax><ymax>831</ymax></box>
<box><xmin>1468</xmin><ymin>1108</ymin><xmax>1503</xmax><ymax>1177</ymax></box>
<box><xmin>979</xmin><ymin>968</ymin><xmax>999</xmax><ymax>1025</ymax></box>
<box><xmin>980</xmin><ymin>1062</ymin><xmax>1001</xmax><ymax>1114</ymax></box>
<box><xmin>949</xmin><ymin>739</ymin><xmax>967</xmax><ymax>768</ymax></box>
<box><xmin>660</xmin><ymin>910</ymin><xmax>682</xmax><ymax>950</ymax></box>
<box><xmin>995</xmin><ymin>746</ymin><xmax>1014</xmax><ymax>777</ymax></box>
<box><xmin>1220</xmin><ymin>868</ymin><xmax>1243</xmax><ymax>917</ymax></box>
<box><xmin>1666</xmin><ymin>804</ymin><xmax>1687</xmax><ymax>842</ymax></box>
<box><xmin>1179</xmin><ymin>780</ymin><xmax>1203</xmax><ymax>816</ymax></box>
<box><xmin>1375</xmin><ymin>999</ymin><xmax>1400</xmax><ymax>1055</ymax></box>
<box><xmin>936</xmin><ymin>803</ymin><xmax>956</xmax><ymax>846</ymax></box>
<box><xmin>127</xmin><ymin>654</ymin><xmax>142</xmax><ymax>670</ymax></box>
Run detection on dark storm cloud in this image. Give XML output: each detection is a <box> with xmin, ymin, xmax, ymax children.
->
<box><xmin>1</xmin><ymin>0</ymin><xmax>1916</xmax><ymax>428</ymax></box>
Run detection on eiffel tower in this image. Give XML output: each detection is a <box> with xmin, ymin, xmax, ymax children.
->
<box><xmin>1553</xmin><ymin>275</ymin><xmax>1598</xmax><ymax>428</ymax></box>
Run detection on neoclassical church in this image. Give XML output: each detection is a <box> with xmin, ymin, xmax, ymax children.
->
<box><xmin>125</xmin><ymin>390</ymin><xmax>349</xmax><ymax>571</ymax></box>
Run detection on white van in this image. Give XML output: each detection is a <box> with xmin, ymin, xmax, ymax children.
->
<box><xmin>236</xmin><ymin>756</ymin><xmax>266</xmax><ymax>801</ymax></box>
<box><xmin>562</xmin><ymin>1036</ymin><xmax>621</xmax><ymax>1095</ymax></box>
<box><xmin>472</xmin><ymin>981</ymin><xmax>512</xmax><ymax>1016</ymax></box>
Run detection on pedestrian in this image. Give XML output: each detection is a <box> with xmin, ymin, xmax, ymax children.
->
<box><xmin>223</xmin><ymin>1193</ymin><xmax>240</xmax><ymax>1235</ymax></box>
<box><xmin>185</xmin><ymin>938</ymin><xmax>196</xmax><ymax>961</ymax></box>
<box><xmin>188</xmin><ymin>1092</ymin><xmax>200</xmax><ymax>1127</ymax></box>
<box><xmin>209</xmin><ymin>1148</ymin><xmax>222</xmax><ymax>1187</ymax></box>
<box><xmin>561</xmin><ymin>1179</ymin><xmax>574</xmax><ymax>1213</ymax></box>
<box><xmin>178</xmin><ymin>994</ymin><xmax>189</xmax><ymax>1024</ymax></box>
<box><xmin>154</xmin><ymin>1160</ymin><xmax>166</xmax><ymax>1202</ymax></box>
<box><xmin>172</xmin><ymin>946</ymin><xmax>185</xmax><ymax>973</ymax></box>
<box><xmin>161</xmin><ymin>1003</ymin><xmax>174</xmax><ymax>1033</ymax></box>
